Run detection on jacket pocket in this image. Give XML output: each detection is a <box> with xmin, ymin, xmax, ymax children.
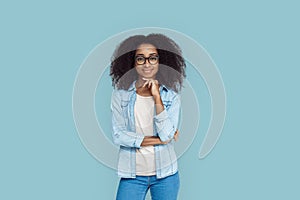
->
<box><xmin>121</xmin><ymin>100</ymin><xmax>129</xmax><ymax>108</ymax></box>
<box><xmin>162</xmin><ymin>100</ymin><xmax>172</xmax><ymax>110</ymax></box>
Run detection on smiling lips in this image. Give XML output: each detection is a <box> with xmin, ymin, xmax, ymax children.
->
<box><xmin>143</xmin><ymin>68</ymin><xmax>153</xmax><ymax>73</ymax></box>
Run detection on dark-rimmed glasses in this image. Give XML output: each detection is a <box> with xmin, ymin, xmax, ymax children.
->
<box><xmin>135</xmin><ymin>55</ymin><xmax>159</xmax><ymax>65</ymax></box>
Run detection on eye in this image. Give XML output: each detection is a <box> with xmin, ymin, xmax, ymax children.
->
<box><xmin>149</xmin><ymin>55</ymin><xmax>159</xmax><ymax>64</ymax></box>
<box><xmin>149</xmin><ymin>56</ymin><xmax>157</xmax><ymax>61</ymax></box>
<box><xmin>135</xmin><ymin>56</ymin><xmax>145</xmax><ymax>64</ymax></box>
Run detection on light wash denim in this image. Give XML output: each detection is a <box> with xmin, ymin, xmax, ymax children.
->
<box><xmin>116</xmin><ymin>172</ymin><xmax>180</xmax><ymax>200</ymax></box>
<box><xmin>111</xmin><ymin>81</ymin><xmax>180</xmax><ymax>179</ymax></box>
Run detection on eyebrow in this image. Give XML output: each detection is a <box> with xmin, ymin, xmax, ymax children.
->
<box><xmin>135</xmin><ymin>53</ymin><xmax>158</xmax><ymax>56</ymax></box>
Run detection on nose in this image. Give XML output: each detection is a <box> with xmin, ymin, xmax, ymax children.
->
<box><xmin>144</xmin><ymin>59</ymin><xmax>151</xmax><ymax>67</ymax></box>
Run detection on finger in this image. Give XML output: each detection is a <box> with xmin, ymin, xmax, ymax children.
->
<box><xmin>142</xmin><ymin>80</ymin><xmax>150</xmax><ymax>88</ymax></box>
<box><xmin>153</xmin><ymin>80</ymin><xmax>159</xmax><ymax>89</ymax></box>
<box><xmin>174</xmin><ymin>130</ymin><xmax>178</xmax><ymax>135</ymax></box>
<box><xmin>150</xmin><ymin>80</ymin><xmax>156</xmax><ymax>88</ymax></box>
<box><xmin>148</xmin><ymin>81</ymin><xmax>153</xmax><ymax>88</ymax></box>
<box><xmin>174</xmin><ymin>130</ymin><xmax>179</xmax><ymax>141</ymax></box>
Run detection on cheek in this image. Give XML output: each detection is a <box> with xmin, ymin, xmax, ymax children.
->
<box><xmin>154</xmin><ymin>65</ymin><xmax>159</xmax><ymax>72</ymax></box>
<box><xmin>135</xmin><ymin>66</ymin><xmax>142</xmax><ymax>74</ymax></box>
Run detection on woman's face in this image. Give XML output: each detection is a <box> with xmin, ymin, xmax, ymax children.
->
<box><xmin>135</xmin><ymin>43</ymin><xmax>159</xmax><ymax>80</ymax></box>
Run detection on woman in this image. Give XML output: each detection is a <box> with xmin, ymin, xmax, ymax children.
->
<box><xmin>110</xmin><ymin>33</ymin><xmax>186</xmax><ymax>200</ymax></box>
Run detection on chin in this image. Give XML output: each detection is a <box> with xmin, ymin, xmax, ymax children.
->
<box><xmin>142</xmin><ymin>74</ymin><xmax>155</xmax><ymax>79</ymax></box>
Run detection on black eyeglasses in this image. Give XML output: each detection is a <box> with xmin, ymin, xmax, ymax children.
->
<box><xmin>135</xmin><ymin>55</ymin><xmax>159</xmax><ymax>65</ymax></box>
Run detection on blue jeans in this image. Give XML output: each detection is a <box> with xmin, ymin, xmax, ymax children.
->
<box><xmin>116</xmin><ymin>172</ymin><xmax>180</xmax><ymax>200</ymax></box>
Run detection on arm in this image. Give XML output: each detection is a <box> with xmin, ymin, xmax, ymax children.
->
<box><xmin>154</xmin><ymin>93</ymin><xmax>181</xmax><ymax>142</ymax></box>
<box><xmin>143</xmin><ymin>79</ymin><xmax>181</xmax><ymax>142</ymax></box>
<box><xmin>141</xmin><ymin>136</ymin><xmax>165</xmax><ymax>146</ymax></box>
<box><xmin>141</xmin><ymin>130</ymin><xmax>179</xmax><ymax>146</ymax></box>
<box><xmin>111</xmin><ymin>90</ymin><xmax>144</xmax><ymax>148</ymax></box>
<box><xmin>153</xmin><ymin>95</ymin><xmax>164</xmax><ymax>115</ymax></box>
<box><xmin>111</xmin><ymin>90</ymin><xmax>177</xmax><ymax>148</ymax></box>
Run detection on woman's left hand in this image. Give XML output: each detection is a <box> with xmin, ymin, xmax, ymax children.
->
<box><xmin>142</xmin><ymin>78</ymin><xmax>160</xmax><ymax>98</ymax></box>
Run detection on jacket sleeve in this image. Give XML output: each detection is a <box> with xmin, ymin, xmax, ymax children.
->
<box><xmin>154</xmin><ymin>93</ymin><xmax>181</xmax><ymax>142</ymax></box>
<box><xmin>111</xmin><ymin>90</ymin><xmax>144</xmax><ymax>148</ymax></box>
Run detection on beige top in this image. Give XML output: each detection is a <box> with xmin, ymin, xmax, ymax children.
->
<box><xmin>134</xmin><ymin>94</ymin><xmax>156</xmax><ymax>176</ymax></box>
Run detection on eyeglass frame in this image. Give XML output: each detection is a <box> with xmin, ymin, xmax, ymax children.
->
<box><xmin>134</xmin><ymin>55</ymin><xmax>159</xmax><ymax>65</ymax></box>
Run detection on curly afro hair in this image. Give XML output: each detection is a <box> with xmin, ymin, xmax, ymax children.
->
<box><xmin>110</xmin><ymin>33</ymin><xmax>186</xmax><ymax>92</ymax></box>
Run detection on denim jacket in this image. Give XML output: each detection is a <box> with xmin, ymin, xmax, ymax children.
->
<box><xmin>111</xmin><ymin>81</ymin><xmax>180</xmax><ymax>179</ymax></box>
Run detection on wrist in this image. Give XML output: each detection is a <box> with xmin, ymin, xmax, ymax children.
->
<box><xmin>153</xmin><ymin>95</ymin><xmax>162</xmax><ymax>103</ymax></box>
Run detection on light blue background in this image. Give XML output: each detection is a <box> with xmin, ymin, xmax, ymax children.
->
<box><xmin>1</xmin><ymin>0</ymin><xmax>299</xmax><ymax>199</ymax></box>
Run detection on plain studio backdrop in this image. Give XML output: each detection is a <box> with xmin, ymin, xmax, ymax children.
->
<box><xmin>0</xmin><ymin>0</ymin><xmax>299</xmax><ymax>199</ymax></box>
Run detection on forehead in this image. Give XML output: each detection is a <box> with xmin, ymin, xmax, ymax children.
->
<box><xmin>135</xmin><ymin>43</ymin><xmax>158</xmax><ymax>55</ymax></box>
